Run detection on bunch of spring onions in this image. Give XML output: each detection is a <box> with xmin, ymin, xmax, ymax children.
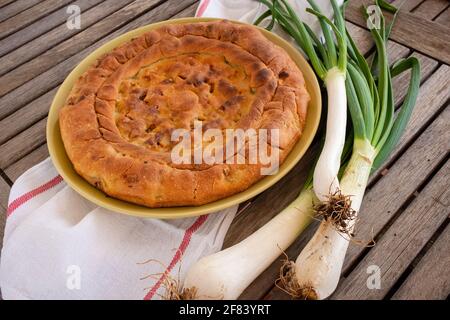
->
<box><xmin>292</xmin><ymin>0</ymin><xmax>420</xmax><ymax>299</ymax></box>
<box><xmin>170</xmin><ymin>0</ymin><xmax>420</xmax><ymax>300</ymax></box>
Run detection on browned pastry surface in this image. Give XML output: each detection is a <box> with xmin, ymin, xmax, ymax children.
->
<box><xmin>59</xmin><ymin>20</ymin><xmax>310</xmax><ymax>207</ymax></box>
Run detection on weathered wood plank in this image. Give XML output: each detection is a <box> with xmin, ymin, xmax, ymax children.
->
<box><xmin>4</xmin><ymin>144</ymin><xmax>49</xmax><ymax>182</ymax></box>
<box><xmin>0</xmin><ymin>0</ymin><xmax>41</xmax><ymax>23</ymax></box>
<box><xmin>392</xmin><ymin>223</ymin><xmax>450</xmax><ymax>300</ymax></box>
<box><xmin>170</xmin><ymin>0</ymin><xmax>198</xmax><ymax>18</ymax></box>
<box><xmin>0</xmin><ymin>0</ymin><xmax>73</xmax><ymax>40</ymax></box>
<box><xmin>0</xmin><ymin>176</ymin><xmax>9</xmax><ymax>210</ymax></box>
<box><xmin>0</xmin><ymin>176</ymin><xmax>9</xmax><ymax>252</ymax></box>
<box><xmin>346</xmin><ymin>0</ymin><xmax>450</xmax><ymax>64</ymax></box>
<box><xmin>0</xmin><ymin>0</ymin><xmax>135</xmax><ymax>76</ymax></box>
<box><xmin>370</xmin><ymin>64</ymin><xmax>448</xmax><ymax>183</ymax></box>
<box><xmin>0</xmin><ymin>0</ymin><xmax>162</xmax><ymax>94</ymax></box>
<box><xmin>0</xmin><ymin>118</ymin><xmax>46</xmax><ymax>169</ymax></box>
<box><xmin>333</xmin><ymin>159</ymin><xmax>450</xmax><ymax>299</ymax></box>
<box><xmin>0</xmin><ymin>88</ymin><xmax>56</xmax><ymax>145</ymax></box>
<box><xmin>391</xmin><ymin>0</ymin><xmax>424</xmax><ymax>12</ymax></box>
<box><xmin>412</xmin><ymin>0</ymin><xmax>449</xmax><ymax>20</ymax></box>
<box><xmin>0</xmin><ymin>0</ymin><xmax>16</xmax><ymax>10</ymax></box>
<box><xmin>434</xmin><ymin>5</ymin><xmax>450</xmax><ymax>24</ymax></box>
<box><xmin>0</xmin><ymin>0</ymin><xmax>104</xmax><ymax>57</ymax></box>
<box><xmin>0</xmin><ymin>0</ymin><xmax>197</xmax><ymax>119</ymax></box>
<box><xmin>342</xmin><ymin>104</ymin><xmax>450</xmax><ymax>273</ymax></box>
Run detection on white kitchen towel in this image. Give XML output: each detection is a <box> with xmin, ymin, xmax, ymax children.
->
<box><xmin>1</xmin><ymin>0</ymin><xmax>339</xmax><ymax>300</ymax></box>
<box><xmin>0</xmin><ymin>158</ymin><xmax>237</xmax><ymax>300</ymax></box>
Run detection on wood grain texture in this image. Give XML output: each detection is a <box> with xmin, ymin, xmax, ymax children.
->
<box><xmin>333</xmin><ymin>158</ymin><xmax>450</xmax><ymax>299</ymax></box>
<box><xmin>392</xmin><ymin>223</ymin><xmax>450</xmax><ymax>300</ymax></box>
<box><xmin>434</xmin><ymin>5</ymin><xmax>450</xmax><ymax>24</ymax></box>
<box><xmin>391</xmin><ymin>0</ymin><xmax>424</xmax><ymax>12</ymax></box>
<box><xmin>0</xmin><ymin>176</ymin><xmax>9</xmax><ymax>210</ymax></box>
<box><xmin>170</xmin><ymin>0</ymin><xmax>199</xmax><ymax>18</ymax></box>
<box><xmin>0</xmin><ymin>0</ymin><xmax>16</xmax><ymax>10</ymax></box>
<box><xmin>0</xmin><ymin>88</ymin><xmax>57</xmax><ymax>145</ymax></box>
<box><xmin>412</xmin><ymin>0</ymin><xmax>449</xmax><ymax>20</ymax></box>
<box><xmin>0</xmin><ymin>0</ymin><xmax>197</xmax><ymax>120</ymax></box>
<box><xmin>0</xmin><ymin>117</ymin><xmax>46</xmax><ymax>169</ymax></box>
<box><xmin>0</xmin><ymin>0</ymin><xmax>41</xmax><ymax>23</ymax></box>
<box><xmin>0</xmin><ymin>0</ymin><xmax>104</xmax><ymax>57</ymax></box>
<box><xmin>5</xmin><ymin>144</ymin><xmax>50</xmax><ymax>182</ymax></box>
<box><xmin>0</xmin><ymin>176</ymin><xmax>9</xmax><ymax>251</ymax></box>
<box><xmin>0</xmin><ymin>0</ymin><xmax>162</xmax><ymax>95</ymax></box>
<box><xmin>0</xmin><ymin>0</ymin><xmax>73</xmax><ymax>39</ymax></box>
<box><xmin>0</xmin><ymin>0</ymin><xmax>134</xmax><ymax>76</ymax></box>
<box><xmin>346</xmin><ymin>0</ymin><xmax>450</xmax><ymax>64</ymax></box>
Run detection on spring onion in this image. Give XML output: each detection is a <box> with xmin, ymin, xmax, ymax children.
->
<box><xmin>291</xmin><ymin>1</ymin><xmax>421</xmax><ymax>299</ymax></box>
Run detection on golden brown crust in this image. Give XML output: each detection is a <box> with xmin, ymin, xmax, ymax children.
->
<box><xmin>59</xmin><ymin>20</ymin><xmax>310</xmax><ymax>207</ymax></box>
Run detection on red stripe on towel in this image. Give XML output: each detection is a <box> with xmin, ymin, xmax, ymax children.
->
<box><xmin>143</xmin><ymin>214</ymin><xmax>208</xmax><ymax>300</ymax></box>
<box><xmin>196</xmin><ymin>0</ymin><xmax>210</xmax><ymax>17</ymax></box>
<box><xmin>7</xmin><ymin>175</ymin><xmax>63</xmax><ymax>218</ymax></box>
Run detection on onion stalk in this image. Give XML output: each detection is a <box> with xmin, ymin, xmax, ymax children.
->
<box><xmin>292</xmin><ymin>1</ymin><xmax>421</xmax><ymax>299</ymax></box>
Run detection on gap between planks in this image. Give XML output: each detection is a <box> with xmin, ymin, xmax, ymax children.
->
<box><xmin>0</xmin><ymin>0</ymin><xmax>134</xmax><ymax>76</ymax></box>
<box><xmin>391</xmin><ymin>220</ymin><xmax>450</xmax><ymax>300</ymax></box>
<box><xmin>0</xmin><ymin>0</ymin><xmax>106</xmax><ymax>58</ymax></box>
<box><xmin>0</xmin><ymin>0</ymin><xmax>167</xmax><ymax>95</ymax></box>
<box><xmin>346</xmin><ymin>0</ymin><xmax>450</xmax><ymax>65</ymax></box>
<box><xmin>0</xmin><ymin>0</ymin><xmax>42</xmax><ymax>23</ymax></box>
<box><xmin>0</xmin><ymin>0</ymin><xmax>74</xmax><ymax>40</ymax></box>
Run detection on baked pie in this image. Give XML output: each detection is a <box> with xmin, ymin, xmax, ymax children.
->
<box><xmin>59</xmin><ymin>20</ymin><xmax>310</xmax><ymax>207</ymax></box>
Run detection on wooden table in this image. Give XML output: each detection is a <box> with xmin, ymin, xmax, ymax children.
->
<box><xmin>0</xmin><ymin>0</ymin><xmax>448</xmax><ymax>300</ymax></box>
